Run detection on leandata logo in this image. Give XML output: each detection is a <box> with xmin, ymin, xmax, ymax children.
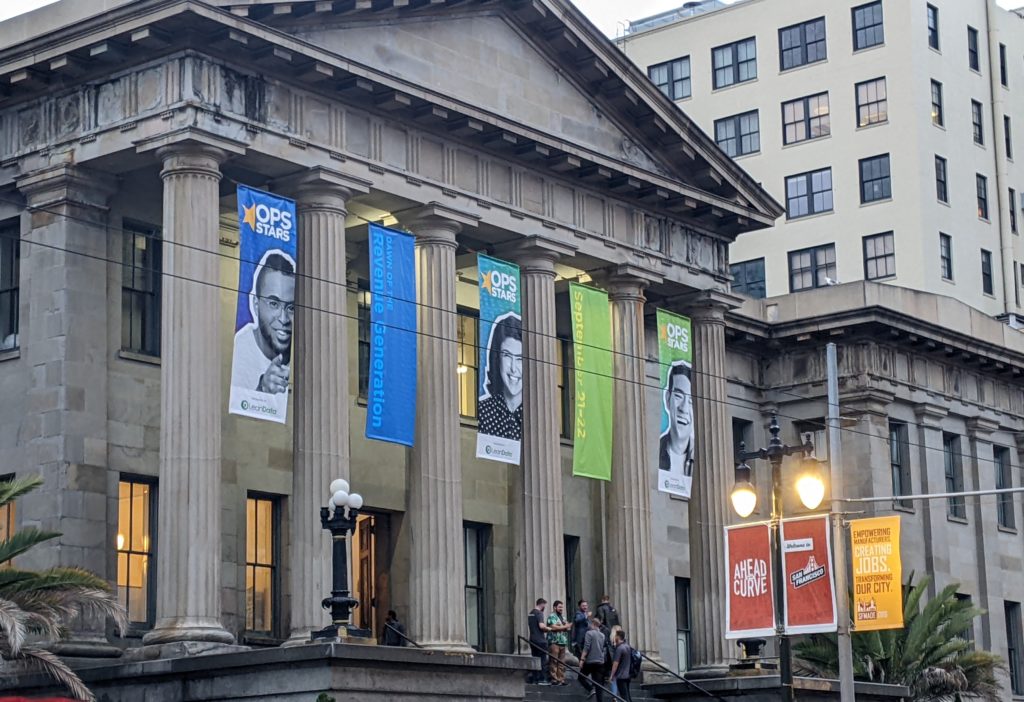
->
<box><xmin>241</xmin><ymin>400</ymin><xmax>249</xmax><ymax>410</ymax></box>
<box><xmin>480</xmin><ymin>268</ymin><xmax>518</xmax><ymax>304</ymax></box>
<box><xmin>485</xmin><ymin>445</ymin><xmax>493</xmax><ymax>455</ymax></box>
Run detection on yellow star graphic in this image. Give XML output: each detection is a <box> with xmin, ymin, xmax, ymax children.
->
<box><xmin>242</xmin><ymin>203</ymin><xmax>256</xmax><ymax>230</ymax></box>
<box><xmin>480</xmin><ymin>270</ymin><xmax>493</xmax><ymax>294</ymax></box>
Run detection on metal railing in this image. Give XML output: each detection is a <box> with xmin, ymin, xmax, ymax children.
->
<box><xmin>633</xmin><ymin>649</ymin><xmax>727</xmax><ymax>702</ymax></box>
<box><xmin>382</xmin><ymin>621</ymin><xmax>423</xmax><ymax>648</ymax></box>
<box><xmin>516</xmin><ymin>635</ymin><xmax>626</xmax><ymax>702</ymax></box>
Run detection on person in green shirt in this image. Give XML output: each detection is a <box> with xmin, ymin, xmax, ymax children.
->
<box><xmin>545</xmin><ymin>600</ymin><xmax>572</xmax><ymax>685</ymax></box>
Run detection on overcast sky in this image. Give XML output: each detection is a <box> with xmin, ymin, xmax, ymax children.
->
<box><xmin>0</xmin><ymin>0</ymin><xmax>1020</xmax><ymax>38</ymax></box>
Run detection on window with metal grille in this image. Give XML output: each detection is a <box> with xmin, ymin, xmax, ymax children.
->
<box><xmin>788</xmin><ymin>244</ymin><xmax>836</xmax><ymax>292</ymax></box>
<box><xmin>0</xmin><ymin>225</ymin><xmax>17</xmax><ymax>352</ymax></box>
<box><xmin>855</xmin><ymin>77</ymin><xmax>887</xmax><ymax>127</ymax></box>
<box><xmin>117</xmin><ymin>478</ymin><xmax>155</xmax><ymax>628</ymax></box>
<box><xmin>977</xmin><ymin>174</ymin><xmax>989</xmax><ymax>219</ymax></box>
<box><xmin>943</xmin><ymin>433</ymin><xmax>965</xmax><ymax>519</ymax></box>
<box><xmin>1006</xmin><ymin>601</ymin><xmax>1024</xmax><ymax>694</ymax></box>
<box><xmin>930</xmin><ymin>80</ymin><xmax>944</xmax><ymax>126</ymax></box>
<box><xmin>859</xmin><ymin>154</ymin><xmax>892</xmax><ymax>203</ymax></box>
<box><xmin>995</xmin><ymin>446</ymin><xmax>1015</xmax><ymax>529</ymax></box>
<box><xmin>967</xmin><ymin>27</ymin><xmax>980</xmax><ymax>71</ymax></box>
<box><xmin>940</xmin><ymin>233</ymin><xmax>953</xmax><ymax>280</ymax></box>
<box><xmin>715</xmin><ymin>110</ymin><xmax>760</xmax><ymax>157</ymax></box>
<box><xmin>246</xmin><ymin>494</ymin><xmax>279</xmax><ymax>634</ymax></box>
<box><xmin>935</xmin><ymin>156</ymin><xmax>948</xmax><ymax>203</ymax></box>
<box><xmin>982</xmin><ymin>249</ymin><xmax>994</xmax><ymax>295</ymax></box>
<box><xmin>785</xmin><ymin>168</ymin><xmax>833</xmax><ymax>219</ymax></box>
<box><xmin>927</xmin><ymin>4</ymin><xmax>939</xmax><ymax>50</ymax></box>
<box><xmin>648</xmin><ymin>57</ymin><xmax>691</xmax><ymax>100</ymax></box>
<box><xmin>730</xmin><ymin>258</ymin><xmax>766</xmax><ymax>299</ymax></box>
<box><xmin>121</xmin><ymin>222</ymin><xmax>162</xmax><ymax>356</ymax></box>
<box><xmin>778</xmin><ymin>17</ymin><xmax>826</xmax><ymax>70</ymax></box>
<box><xmin>852</xmin><ymin>2</ymin><xmax>883</xmax><ymax>50</ymax></box>
<box><xmin>863</xmin><ymin>232</ymin><xmax>895</xmax><ymax>280</ymax></box>
<box><xmin>712</xmin><ymin>37</ymin><xmax>756</xmax><ymax>89</ymax></box>
<box><xmin>782</xmin><ymin>92</ymin><xmax>830</xmax><ymax>144</ymax></box>
<box><xmin>971</xmin><ymin>100</ymin><xmax>984</xmax><ymax>145</ymax></box>
<box><xmin>888</xmin><ymin>422</ymin><xmax>911</xmax><ymax>508</ymax></box>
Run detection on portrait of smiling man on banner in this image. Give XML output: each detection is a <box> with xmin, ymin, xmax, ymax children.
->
<box><xmin>232</xmin><ymin>250</ymin><xmax>295</xmax><ymax>397</ymax></box>
<box><xmin>656</xmin><ymin>309</ymin><xmax>695</xmax><ymax>497</ymax></box>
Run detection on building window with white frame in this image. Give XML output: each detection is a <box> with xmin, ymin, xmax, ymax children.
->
<box><xmin>981</xmin><ymin>249</ymin><xmax>994</xmax><ymax>296</ymax></box>
<box><xmin>117</xmin><ymin>478</ymin><xmax>155</xmax><ymax>628</ymax></box>
<box><xmin>859</xmin><ymin>154</ymin><xmax>891</xmax><ymax>203</ymax></box>
<box><xmin>0</xmin><ymin>224</ymin><xmax>17</xmax><ymax>352</ymax></box>
<box><xmin>730</xmin><ymin>258</ymin><xmax>766</xmax><ymax>299</ymax></box>
<box><xmin>788</xmin><ymin>243</ymin><xmax>836</xmax><ymax>292</ymax></box>
<box><xmin>852</xmin><ymin>2</ymin><xmax>883</xmax><ymax>51</ymax></box>
<box><xmin>863</xmin><ymin>232</ymin><xmax>895</xmax><ymax>280</ymax></box>
<box><xmin>935</xmin><ymin>156</ymin><xmax>948</xmax><ymax>203</ymax></box>
<box><xmin>943</xmin><ymin>432</ymin><xmax>965</xmax><ymax>519</ymax></box>
<box><xmin>940</xmin><ymin>233</ymin><xmax>953</xmax><ymax>280</ymax></box>
<box><xmin>714</xmin><ymin>110</ymin><xmax>759</xmax><ymax>157</ymax></box>
<box><xmin>967</xmin><ymin>26</ymin><xmax>980</xmax><ymax>71</ymax></box>
<box><xmin>648</xmin><ymin>57</ymin><xmax>691</xmax><ymax>101</ymax></box>
<box><xmin>971</xmin><ymin>101</ymin><xmax>984</xmax><ymax>145</ymax></box>
<box><xmin>785</xmin><ymin>167</ymin><xmax>832</xmax><ymax>219</ymax></box>
<box><xmin>782</xmin><ymin>92</ymin><xmax>830</xmax><ymax>144</ymax></box>
<box><xmin>855</xmin><ymin>77</ymin><xmax>887</xmax><ymax>127</ymax></box>
<box><xmin>995</xmin><ymin>445</ymin><xmax>1014</xmax><ymax>529</ymax></box>
<box><xmin>977</xmin><ymin>174</ymin><xmax>989</xmax><ymax>219</ymax></box>
<box><xmin>999</xmin><ymin>43</ymin><xmax>1008</xmax><ymax>87</ymax></box>
<box><xmin>926</xmin><ymin>4</ymin><xmax>939</xmax><ymax>50</ymax></box>
<box><xmin>930</xmin><ymin>80</ymin><xmax>943</xmax><ymax>126</ymax></box>
<box><xmin>778</xmin><ymin>17</ymin><xmax>826</xmax><ymax>71</ymax></box>
<box><xmin>712</xmin><ymin>37</ymin><xmax>756</xmax><ymax>89</ymax></box>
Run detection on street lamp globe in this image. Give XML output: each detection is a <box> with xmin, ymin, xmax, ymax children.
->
<box><xmin>329</xmin><ymin>478</ymin><xmax>350</xmax><ymax>495</ymax></box>
<box><xmin>795</xmin><ymin>460</ymin><xmax>826</xmax><ymax>511</ymax></box>
<box><xmin>730</xmin><ymin>460</ymin><xmax>758</xmax><ymax>518</ymax></box>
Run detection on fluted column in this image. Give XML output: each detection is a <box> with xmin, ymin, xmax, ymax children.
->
<box><xmin>683</xmin><ymin>290</ymin><xmax>742</xmax><ymax>674</ymax></box>
<box><xmin>402</xmin><ymin>204</ymin><xmax>478</xmax><ymax>650</ymax></box>
<box><xmin>278</xmin><ymin>168</ymin><xmax>369</xmax><ymax>644</ymax></box>
<box><xmin>144</xmin><ymin>143</ymin><xmax>233</xmax><ymax>645</ymax></box>
<box><xmin>501</xmin><ymin>236</ymin><xmax>576</xmax><ymax>634</ymax></box>
<box><xmin>605</xmin><ymin>267</ymin><xmax>661</xmax><ymax>659</ymax></box>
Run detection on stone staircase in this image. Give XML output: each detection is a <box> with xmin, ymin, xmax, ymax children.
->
<box><xmin>524</xmin><ymin>679</ymin><xmax>661</xmax><ymax>702</ymax></box>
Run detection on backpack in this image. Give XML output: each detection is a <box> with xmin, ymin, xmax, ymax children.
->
<box><xmin>628</xmin><ymin>646</ymin><xmax>643</xmax><ymax>679</ymax></box>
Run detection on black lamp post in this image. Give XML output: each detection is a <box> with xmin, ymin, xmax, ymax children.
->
<box><xmin>311</xmin><ymin>478</ymin><xmax>372</xmax><ymax>641</ymax></box>
<box><xmin>732</xmin><ymin>415</ymin><xmax>825</xmax><ymax>702</ymax></box>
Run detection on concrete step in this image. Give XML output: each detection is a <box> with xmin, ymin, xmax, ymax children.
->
<box><xmin>524</xmin><ymin>680</ymin><xmax>660</xmax><ymax>702</ymax></box>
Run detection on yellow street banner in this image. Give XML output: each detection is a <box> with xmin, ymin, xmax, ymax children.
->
<box><xmin>851</xmin><ymin>515</ymin><xmax>903</xmax><ymax>631</ymax></box>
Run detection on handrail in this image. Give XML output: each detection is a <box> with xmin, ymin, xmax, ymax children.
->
<box><xmin>516</xmin><ymin>635</ymin><xmax>626</xmax><ymax>702</ymax></box>
<box><xmin>634</xmin><ymin>649</ymin><xmax>728</xmax><ymax>702</ymax></box>
<box><xmin>382</xmin><ymin>621</ymin><xmax>423</xmax><ymax>648</ymax></box>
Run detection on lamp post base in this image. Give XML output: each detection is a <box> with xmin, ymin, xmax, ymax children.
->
<box><xmin>311</xmin><ymin>624</ymin><xmax>374</xmax><ymax>643</ymax></box>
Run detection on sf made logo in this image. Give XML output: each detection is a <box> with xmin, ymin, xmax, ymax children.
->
<box><xmin>480</xmin><ymin>268</ymin><xmax>518</xmax><ymax>303</ymax></box>
<box><xmin>242</xmin><ymin>199</ymin><xmax>293</xmax><ymax>242</ymax></box>
<box><xmin>664</xmin><ymin>321</ymin><xmax>689</xmax><ymax>353</ymax></box>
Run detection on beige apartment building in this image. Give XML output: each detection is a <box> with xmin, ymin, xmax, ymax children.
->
<box><xmin>619</xmin><ymin>0</ymin><xmax>1024</xmax><ymax>320</ymax></box>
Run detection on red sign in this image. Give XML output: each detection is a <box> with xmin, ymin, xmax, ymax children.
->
<box><xmin>781</xmin><ymin>515</ymin><xmax>837</xmax><ymax>634</ymax></box>
<box><xmin>725</xmin><ymin>523</ymin><xmax>775</xmax><ymax>639</ymax></box>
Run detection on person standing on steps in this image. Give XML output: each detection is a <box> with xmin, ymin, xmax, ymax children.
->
<box><xmin>609</xmin><ymin>628</ymin><xmax>634</xmax><ymax>701</ymax></box>
<box><xmin>545</xmin><ymin>600</ymin><xmax>572</xmax><ymax>686</ymax></box>
<box><xmin>527</xmin><ymin>598</ymin><xmax>551</xmax><ymax>685</ymax></box>
<box><xmin>596</xmin><ymin>594</ymin><xmax>620</xmax><ymax>630</ymax></box>
<box><xmin>579</xmin><ymin>616</ymin><xmax>608</xmax><ymax>701</ymax></box>
<box><xmin>572</xmin><ymin>599</ymin><xmax>590</xmax><ymax>658</ymax></box>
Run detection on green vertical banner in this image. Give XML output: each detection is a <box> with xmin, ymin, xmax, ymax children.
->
<box><xmin>656</xmin><ymin>309</ymin><xmax>694</xmax><ymax>498</ymax></box>
<box><xmin>570</xmin><ymin>283</ymin><xmax>613</xmax><ymax>481</ymax></box>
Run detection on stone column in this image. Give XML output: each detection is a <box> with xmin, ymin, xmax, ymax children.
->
<box><xmin>913</xmin><ymin>403</ymin><xmax>950</xmax><ymax>597</ymax></box>
<box><xmin>604</xmin><ymin>266</ymin><xmax>661</xmax><ymax>659</ymax></box>
<box><xmin>401</xmin><ymin>204</ymin><xmax>478</xmax><ymax>650</ymax></box>
<box><xmin>17</xmin><ymin>165</ymin><xmax>121</xmax><ymax>657</ymax></box>
<box><xmin>144</xmin><ymin>143</ymin><xmax>234</xmax><ymax>645</ymax></box>
<box><xmin>277</xmin><ymin>168</ymin><xmax>369</xmax><ymax>644</ymax></box>
<box><xmin>967</xmin><ymin>416</ymin><xmax>1000</xmax><ymax>650</ymax></box>
<box><xmin>499</xmin><ymin>236</ymin><xmax>576</xmax><ymax>634</ymax></box>
<box><xmin>682</xmin><ymin>290</ymin><xmax>742</xmax><ymax>675</ymax></box>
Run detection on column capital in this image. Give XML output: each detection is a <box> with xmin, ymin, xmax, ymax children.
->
<box><xmin>966</xmin><ymin>416</ymin><xmax>1000</xmax><ymax>438</ymax></box>
<box><xmin>17</xmin><ymin>164</ymin><xmax>118</xmax><ymax>213</ymax></box>
<box><xmin>399</xmin><ymin>202</ymin><xmax>479</xmax><ymax>245</ymax></box>
<box><xmin>672</xmin><ymin>289</ymin><xmax>744</xmax><ymax>322</ymax></box>
<box><xmin>593</xmin><ymin>264</ymin><xmax>662</xmax><ymax>302</ymax></box>
<box><xmin>913</xmin><ymin>402</ymin><xmax>948</xmax><ymax>427</ymax></box>
<box><xmin>274</xmin><ymin>166</ymin><xmax>372</xmax><ymax>210</ymax></box>
<box><xmin>840</xmin><ymin>388</ymin><xmax>896</xmax><ymax>421</ymax></box>
<box><xmin>136</xmin><ymin>126</ymin><xmax>247</xmax><ymax>159</ymax></box>
<box><xmin>494</xmin><ymin>234</ymin><xmax>576</xmax><ymax>274</ymax></box>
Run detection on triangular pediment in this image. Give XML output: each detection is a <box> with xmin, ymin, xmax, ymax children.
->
<box><xmin>289</xmin><ymin>13</ymin><xmax>668</xmax><ymax>176</ymax></box>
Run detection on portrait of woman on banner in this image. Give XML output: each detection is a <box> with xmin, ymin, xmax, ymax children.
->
<box><xmin>477</xmin><ymin>312</ymin><xmax>523</xmax><ymax>442</ymax></box>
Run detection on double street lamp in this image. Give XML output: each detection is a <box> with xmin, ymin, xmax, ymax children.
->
<box><xmin>731</xmin><ymin>414</ymin><xmax>826</xmax><ymax>702</ymax></box>
<box><xmin>311</xmin><ymin>478</ymin><xmax>370</xmax><ymax>641</ymax></box>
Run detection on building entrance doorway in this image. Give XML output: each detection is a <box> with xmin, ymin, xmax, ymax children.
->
<box><xmin>350</xmin><ymin>512</ymin><xmax>391</xmax><ymax>638</ymax></box>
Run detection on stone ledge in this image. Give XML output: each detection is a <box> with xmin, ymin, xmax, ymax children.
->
<box><xmin>646</xmin><ymin>674</ymin><xmax>909</xmax><ymax>701</ymax></box>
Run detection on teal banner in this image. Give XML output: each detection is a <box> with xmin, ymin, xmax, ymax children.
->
<box><xmin>476</xmin><ymin>254</ymin><xmax>522</xmax><ymax>464</ymax></box>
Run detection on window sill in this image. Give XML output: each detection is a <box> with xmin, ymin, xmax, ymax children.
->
<box><xmin>0</xmin><ymin>348</ymin><xmax>19</xmax><ymax>363</ymax></box>
<box><xmin>983</xmin><ymin>293</ymin><xmax>996</xmax><ymax>299</ymax></box>
<box><xmin>118</xmin><ymin>349</ymin><xmax>161</xmax><ymax>365</ymax></box>
<box><xmin>998</xmin><ymin>524</ymin><xmax>1018</xmax><ymax>535</ymax></box>
<box><xmin>711</xmin><ymin>77</ymin><xmax>758</xmax><ymax>94</ymax></box>
<box><xmin>860</xmin><ymin>197</ymin><xmax>893</xmax><ymax>208</ymax></box>
<box><xmin>782</xmin><ymin>133</ymin><xmax>831</xmax><ymax>150</ymax></box>
<box><xmin>855</xmin><ymin>120</ymin><xmax>889</xmax><ymax>132</ymax></box>
<box><xmin>731</xmin><ymin>151</ymin><xmax>761</xmax><ymax>161</ymax></box>
<box><xmin>974</xmin><ymin>140</ymin><xmax>986</xmax><ymax>149</ymax></box>
<box><xmin>668</xmin><ymin>493</ymin><xmax>689</xmax><ymax>503</ymax></box>
<box><xmin>778</xmin><ymin>58</ymin><xmax>827</xmax><ymax>76</ymax></box>
<box><xmin>932</xmin><ymin>122</ymin><xmax>946</xmax><ymax>131</ymax></box>
<box><xmin>947</xmin><ymin>515</ymin><xmax>969</xmax><ymax>525</ymax></box>
<box><xmin>866</xmin><ymin>275</ymin><xmax>897</xmax><ymax>283</ymax></box>
<box><xmin>929</xmin><ymin>46</ymin><xmax>941</xmax><ymax>55</ymax></box>
<box><xmin>937</xmin><ymin>199</ymin><xmax>950</xmax><ymax>208</ymax></box>
<box><xmin>980</xmin><ymin>217</ymin><xmax>991</xmax><ymax>224</ymax></box>
<box><xmin>786</xmin><ymin>209</ymin><xmax>835</xmax><ymax>223</ymax></box>
<box><xmin>852</xmin><ymin>42</ymin><xmax>885</xmax><ymax>55</ymax></box>
<box><xmin>941</xmin><ymin>276</ymin><xmax>955</xmax><ymax>284</ymax></box>
<box><xmin>892</xmin><ymin>503</ymin><xmax>915</xmax><ymax>514</ymax></box>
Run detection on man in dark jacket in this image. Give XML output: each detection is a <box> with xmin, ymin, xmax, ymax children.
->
<box><xmin>527</xmin><ymin>598</ymin><xmax>550</xmax><ymax>685</ymax></box>
<box><xmin>609</xmin><ymin>628</ymin><xmax>634</xmax><ymax>701</ymax></box>
<box><xmin>578</xmin><ymin>617</ymin><xmax>608</xmax><ymax>700</ymax></box>
<box><xmin>571</xmin><ymin>599</ymin><xmax>590</xmax><ymax>657</ymax></box>
<box><xmin>596</xmin><ymin>595</ymin><xmax>620</xmax><ymax>630</ymax></box>
<box><xmin>381</xmin><ymin>610</ymin><xmax>407</xmax><ymax>646</ymax></box>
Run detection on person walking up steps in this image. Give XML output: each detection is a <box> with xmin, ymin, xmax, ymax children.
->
<box><xmin>579</xmin><ymin>617</ymin><xmax>608</xmax><ymax>700</ymax></box>
<box><xmin>545</xmin><ymin>600</ymin><xmax>571</xmax><ymax>685</ymax></box>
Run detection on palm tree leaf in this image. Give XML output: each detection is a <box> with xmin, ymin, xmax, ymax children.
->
<box><xmin>13</xmin><ymin>587</ymin><xmax>128</xmax><ymax>637</ymax></box>
<box><xmin>0</xmin><ymin>475</ymin><xmax>44</xmax><ymax>508</ymax></box>
<box><xmin>15</xmin><ymin>645</ymin><xmax>96</xmax><ymax>701</ymax></box>
<box><xmin>0</xmin><ymin>595</ymin><xmax>28</xmax><ymax>655</ymax></box>
<box><xmin>0</xmin><ymin>568</ymin><xmax>42</xmax><ymax>590</ymax></box>
<box><xmin>1</xmin><ymin>566</ymin><xmax>112</xmax><ymax>594</ymax></box>
<box><xmin>0</xmin><ymin>527</ymin><xmax>62</xmax><ymax>564</ymax></box>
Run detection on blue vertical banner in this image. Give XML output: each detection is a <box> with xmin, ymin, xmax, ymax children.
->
<box><xmin>230</xmin><ymin>185</ymin><xmax>297</xmax><ymax>424</ymax></box>
<box><xmin>475</xmin><ymin>254</ymin><xmax>522</xmax><ymax>465</ymax></box>
<box><xmin>365</xmin><ymin>224</ymin><xmax>418</xmax><ymax>446</ymax></box>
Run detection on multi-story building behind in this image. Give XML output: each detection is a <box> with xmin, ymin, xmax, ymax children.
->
<box><xmin>619</xmin><ymin>0</ymin><xmax>1024</xmax><ymax>320</ymax></box>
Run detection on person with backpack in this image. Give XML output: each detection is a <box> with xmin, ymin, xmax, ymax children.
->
<box><xmin>609</xmin><ymin>628</ymin><xmax>639</xmax><ymax>701</ymax></box>
<box><xmin>578</xmin><ymin>616</ymin><xmax>608</xmax><ymax>700</ymax></box>
<box><xmin>595</xmin><ymin>594</ymin><xmax>620</xmax><ymax>630</ymax></box>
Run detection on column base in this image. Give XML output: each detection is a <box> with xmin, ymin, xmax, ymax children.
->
<box><xmin>685</xmin><ymin>663</ymin><xmax>732</xmax><ymax>680</ymax></box>
<box><xmin>281</xmin><ymin>628</ymin><xmax>318</xmax><ymax>647</ymax></box>
<box><xmin>142</xmin><ymin>616</ymin><xmax>235</xmax><ymax>646</ymax></box>
<box><xmin>50</xmin><ymin>636</ymin><xmax>123</xmax><ymax>659</ymax></box>
<box><xmin>418</xmin><ymin>640</ymin><xmax>477</xmax><ymax>654</ymax></box>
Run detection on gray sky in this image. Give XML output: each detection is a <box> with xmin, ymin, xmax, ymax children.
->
<box><xmin>0</xmin><ymin>0</ymin><xmax>1020</xmax><ymax>38</ymax></box>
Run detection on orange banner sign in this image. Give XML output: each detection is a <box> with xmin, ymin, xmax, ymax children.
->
<box><xmin>725</xmin><ymin>522</ymin><xmax>775</xmax><ymax>639</ymax></box>
<box><xmin>851</xmin><ymin>515</ymin><xmax>903</xmax><ymax>631</ymax></box>
<box><xmin>781</xmin><ymin>515</ymin><xmax>837</xmax><ymax>635</ymax></box>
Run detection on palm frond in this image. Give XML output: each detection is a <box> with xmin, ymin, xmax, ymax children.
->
<box><xmin>0</xmin><ymin>475</ymin><xmax>44</xmax><ymax>508</ymax></box>
<box><xmin>16</xmin><ymin>646</ymin><xmax>96</xmax><ymax>701</ymax></box>
<box><xmin>0</xmin><ymin>595</ymin><xmax>28</xmax><ymax>655</ymax></box>
<box><xmin>1</xmin><ymin>566</ymin><xmax>112</xmax><ymax>594</ymax></box>
<box><xmin>0</xmin><ymin>527</ymin><xmax>62</xmax><ymax>564</ymax></box>
<box><xmin>12</xmin><ymin>587</ymin><xmax>127</xmax><ymax>638</ymax></box>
